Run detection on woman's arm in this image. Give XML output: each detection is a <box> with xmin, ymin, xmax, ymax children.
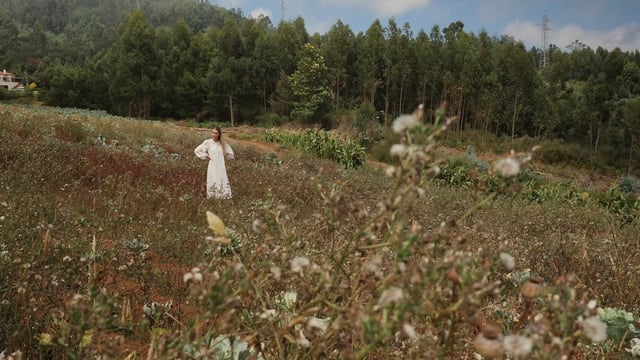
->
<box><xmin>194</xmin><ymin>140</ymin><xmax>210</xmax><ymax>160</ymax></box>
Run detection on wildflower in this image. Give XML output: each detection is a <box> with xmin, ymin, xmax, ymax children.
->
<box><xmin>297</xmin><ymin>331</ymin><xmax>311</xmax><ymax>348</ymax></box>
<box><xmin>587</xmin><ymin>299</ymin><xmax>597</xmax><ymax>310</ymax></box>
<box><xmin>183</xmin><ymin>267</ymin><xmax>203</xmax><ymax>284</ymax></box>
<box><xmin>308</xmin><ymin>316</ymin><xmax>331</xmax><ymax>332</ymax></box>
<box><xmin>259</xmin><ymin>309</ymin><xmax>277</xmax><ymax>319</ymax></box>
<box><xmin>392</xmin><ymin>114</ymin><xmax>418</xmax><ymax>134</ymax></box>
<box><xmin>385</xmin><ymin>166</ymin><xmax>397</xmax><ymax>177</ymax></box>
<box><xmin>520</xmin><ymin>277</ymin><xmax>543</xmax><ymax>298</ymax></box>
<box><xmin>474</xmin><ymin>325</ymin><xmax>505</xmax><ymax>359</ymax></box>
<box><xmin>500</xmin><ymin>252</ymin><xmax>515</xmax><ymax>271</ymax></box>
<box><xmin>291</xmin><ymin>256</ymin><xmax>310</xmax><ymax>273</ymax></box>
<box><xmin>626</xmin><ymin>338</ymin><xmax>640</xmax><ymax>357</ymax></box>
<box><xmin>402</xmin><ymin>323</ymin><xmax>418</xmax><ymax>340</ymax></box>
<box><xmin>503</xmin><ymin>334</ymin><xmax>533</xmax><ymax>358</ymax></box>
<box><xmin>390</xmin><ymin>144</ymin><xmax>408</xmax><ymax>158</ymax></box>
<box><xmin>270</xmin><ymin>266</ymin><xmax>282</xmax><ymax>280</ymax></box>
<box><xmin>494</xmin><ymin>157</ymin><xmax>520</xmax><ymax>178</ymax></box>
<box><xmin>579</xmin><ymin>316</ymin><xmax>607</xmax><ymax>343</ymax></box>
<box><xmin>377</xmin><ymin>286</ymin><xmax>404</xmax><ymax>307</ymax></box>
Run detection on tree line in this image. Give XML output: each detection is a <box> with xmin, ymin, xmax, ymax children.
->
<box><xmin>1</xmin><ymin>0</ymin><xmax>639</xmax><ymax>173</ymax></box>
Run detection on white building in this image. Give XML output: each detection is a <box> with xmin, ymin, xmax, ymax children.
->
<box><xmin>0</xmin><ymin>69</ymin><xmax>25</xmax><ymax>91</ymax></box>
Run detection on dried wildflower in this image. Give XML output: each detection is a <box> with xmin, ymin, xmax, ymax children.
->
<box><xmin>521</xmin><ymin>277</ymin><xmax>543</xmax><ymax>298</ymax></box>
<box><xmin>402</xmin><ymin>323</ymin><xmax>418</xmax><ymax>340</ymax></box>
<box><xmin>183</xmin><ymin>267</ymin><xmax>203</xmax><ymax>284</ymax></box>
<box><xmin>494</xmin><ymin>157</ymin><xmax>520</xmax><ymax>178</ymax></box>
<box><xmin>474</xmin><ymin>325</ymin><xmax>504</xmax><ymax>359</ymax></box>
<box><xmin>390</xmin><ymin>144</ymin><xmax>408</xmax><ymax>158</ymax></box>
<box><xmin>579</xmin><ymin>316</ymin><xmax>607</xmax><ymax>343</ymax></box>
<box><xmin>270</xmin><ymin>266</ymin><xmax>282</xmax><ymax>280</ymax></box>
<box><xmin>297</xmin><ymin>331</ymin><xmax>311</xmax><ymax>348</ymax></box>
<box><xmin>377</xmin><ymin>286</ymin><xmax>404</xmax><ymax>307</ymax></box>
<box><xmin>626</xmin><ymin>338</ymin><xmax>640</xmax><ymax>357</ymax></box>
<box><xmin>500</xmin><ymin>252</ymin><xmax>515</xmax><ymax>271</ymax></box>
<box><xmin>392</xmin><ymin>114</ymin><xmax>418</xmax><ymax>134</ymax></box>
<box><xmin>308</xmin><ymin>316</ymin><xmax>331</xmax><ymax>332</ymax></box>
<box><xmin>291</xmin><ymin>256</ymin><xmax>310</xmax><ymax>273</ymax></box>
<box><xmin>503</xmin><ymin>334</ymin><xmax>533</xmax><ymax>358</ymax></box>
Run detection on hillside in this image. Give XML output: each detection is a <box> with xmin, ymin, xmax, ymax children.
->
<box><xmin>1</xmin><ymin>104</ymin><xmax>639</xmax><ymax>359</ymax></box>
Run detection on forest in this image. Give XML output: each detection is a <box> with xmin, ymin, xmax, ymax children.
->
<box><xmin>1</xmin><ymin>0</ymin><xmax>640</xmax><ymax>174</ymax></box>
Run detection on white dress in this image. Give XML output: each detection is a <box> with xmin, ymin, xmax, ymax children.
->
<box><xmin>194</xmin><ymin>139</ymin><xmax>234</xmax><ymax>199</ymax></box>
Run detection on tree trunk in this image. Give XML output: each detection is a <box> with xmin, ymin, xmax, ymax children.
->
<box><xmin>228</xmin><ymin>92</ymin><xmax>234</xmax><ymax>127</ymax></box>
<box><xmin>628</xmin><ymin>136</ymin><xmax>634</xmax><ymax>175</ymax></box>
<box><xmin>511</xmin><ymin>93</ymin><xmax>519</xmax><ymax>148</ymax></box>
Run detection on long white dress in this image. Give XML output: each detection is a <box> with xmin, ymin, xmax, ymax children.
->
<box><xmin>194</xmin><ymin>139</ymin><xmax>234</xmax><ymax>199</ymax></box>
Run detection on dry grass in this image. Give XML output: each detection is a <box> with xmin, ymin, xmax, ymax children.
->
<box><xmin>0</xmin><ymin>103</ymin><xmax>638</xmax><ymax>359</ymax></box>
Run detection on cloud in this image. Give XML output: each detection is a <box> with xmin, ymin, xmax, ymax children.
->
<box><xmin>503</xmin><ymin>20</ymin><xmax>640</xmax><ymax>52</ymax></box>
<box><xmin>323</xmin><ymin>0</ymin><xmax>432</xmax><ymax>17</ymax></box>
<box><xmin>248</xmin><ymin>7</ymin><xmax>273</xmax><ymax>20</ymax></box>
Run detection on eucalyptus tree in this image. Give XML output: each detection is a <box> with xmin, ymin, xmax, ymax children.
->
<box><xmin>108</xmin><ymin>9</ymin><xmax>160</xmax><ymax>118</ymax></box>
<box><xmin>253</xmin><ymin>29</ymin><xmax>282</xmax><ymax>113</ymax></box>
<box><xmin>492</xmin><ymin>37</ymin><xmax>538</xmax><ymax>140</ymax></box>
<box><xmin>357</xmin><ymin>20</ymin><xmax>386</xmax><ymax>121</ymax></box>
<box><xmin>276</xmin><ymin>17</ymin><xmax>308</xmax><ymax>76</ymax></box>
<box><xmin>622</xmin><ymin>98</ymin><xmax>640</xmax><ymax>174</ymax></box>
<box><xmin>208</xmin><ymin>16</ymin><xmax>249</xmax><ymax>126</ymax></box>
<box><xmin>321</xmin><ymin>20</ymin><xmax>356</xmax><ymax>111</ymax></box>
<box><xmin>382</xmin><ymin>19</ymin><xmax>416</xmax><ymax>120</ymax></box>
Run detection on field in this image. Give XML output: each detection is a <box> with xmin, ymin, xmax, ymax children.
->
<box><xmin>1</xmin><ymin>103</ymin><xmax>639</xmax><ymax>359</ymax></box>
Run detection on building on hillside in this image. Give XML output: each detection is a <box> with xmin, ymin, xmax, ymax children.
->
<box><xmin>0</xmin><ymin>69</ymin><xmax>25</xmax><ymax>91</ymax></box>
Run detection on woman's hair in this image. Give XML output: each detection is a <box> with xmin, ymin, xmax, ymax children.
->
<box><xmin>213</xmin><ymin>126</ymin><xmax>228</xmax><ymax>156</ymax></box>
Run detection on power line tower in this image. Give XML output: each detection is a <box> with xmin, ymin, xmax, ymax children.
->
<box><xmin>539</xmin><ymin>15</ymin><xmax>552</xmax><ymax>70</ymax></box>
<box><xmin>281</xmin><ymin>0</ymin><xmax>287</xmax><ymax>23</ymax></box>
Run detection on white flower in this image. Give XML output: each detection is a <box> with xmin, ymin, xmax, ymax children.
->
<box><xmin>297</xmin><ymin>331</ymin><xmax>310</xmax><ymax>348</ymax></box>
<box><xmin>392</xmin><ymin>114</ymin><xmax>418</xmax><ymax>134</ymax></box>
<box><xmin>494</xmin><ymin>157</ymin><xmax>520</xmax><ymax>178</ymax></box>
<box><xmin>402</xmin><ymin>323</ymin><xmax>418</xmax><ymax>340</ymax></box>
<box><xmin>390</xmin><ymin>144</ymin><xmax>408</xmax><ymax>158</ymax></box>
<box><xmin>504</xmin><ymin>335</ymin><xmax>533</xmax><ymax>358</ymax></box>
<box><xmin>377</xmin><ymin>286</ymin><xmax>404</xmax><ymax>307</ymax></box>
<box><xmin>499</xmin><ymin>252</ymin><xmax>515</xmax><ymax>271</ymax></box>
<box><xmin>308</xmin><ymin>316</ymin><xmax>331</xmax><ymax>332</ymax></box>
<box><xmin>259</xmin><ymin>309</ymin><xmax>278</xmax><ymax>319</ymax></box>
<box><xmin>270</xmin><ymin>266</ymin><xmax>281</xmax><ymax>280</ymax></box>
<box><xmin>626</xmin><ymin>338</ymin><xmax>640</xmax><ymax>357</ymax></box>
<box><xmin>579</xmin><ymin>316</ymin><xmax>607</xmax><ymax>343</ymax></box>
<box><xmin>63</xmin><ymin>256</ymin><xmax>72</xmax><ymax>262</ymax></box>
<box><xmin>291</xmin><ymin>256</ymin><xmax>310</xmax><ymax>273</ymax></box>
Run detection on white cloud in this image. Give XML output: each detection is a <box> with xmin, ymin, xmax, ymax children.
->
<box><xmin>248</xmin><ymin>7</ymin><xmax>273</xmax><ymax>20</ymax></box>
<box><xmin>323</xmin><ymin>0</ymin><xmax>432</xmax><ymax>17</ymax></box>
<box><xmin>504</xmin><ymin>20</ymin><xmax>640</xmax><ymax>52</ymax></box>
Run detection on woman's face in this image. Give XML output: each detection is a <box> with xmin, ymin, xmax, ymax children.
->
<box><xmin>211</xmin><ymin>129</ymin><xmax>220</xmax><ymax>141</ymax></box>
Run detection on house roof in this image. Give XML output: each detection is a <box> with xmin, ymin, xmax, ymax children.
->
<box><xmin>1</xmin><ymin>69</ymin><xmax>24</xmax><ymax>91</ymax></box>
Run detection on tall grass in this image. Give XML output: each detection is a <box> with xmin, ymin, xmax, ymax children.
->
<box><xmin>0</xmin><ymin>103</ymin><xmax>638</xmax><ymax>359</ymax></box>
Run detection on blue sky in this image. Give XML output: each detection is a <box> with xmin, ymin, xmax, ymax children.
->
<box><xmin>213</xmin><ymin>0</ymin><xmax>640</xmax><ymax>52</ymax></box>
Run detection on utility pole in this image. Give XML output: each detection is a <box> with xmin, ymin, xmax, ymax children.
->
<box><xmin>539</xmin><ymin>15</ymin><xmax>552</xmax><ymax>70</ymax></box>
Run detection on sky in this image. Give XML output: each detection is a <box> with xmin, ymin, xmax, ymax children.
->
<box><xmin>212</xmin><ymin>0</ymin><xmax>640</xmax><ymax>52</ymax></box>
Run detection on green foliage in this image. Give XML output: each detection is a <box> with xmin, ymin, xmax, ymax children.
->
<box><xmin>597</xmin><ymin>307</ymin><xmax>640</xmax><ymax>344</ymax></box>
<box><xmin>618</xmin><ymin>174</ymin><xmax>640</xmax><ymax>193</ymax></box>
<box><xmin>263</xmin><ymin>128</ymin><xmax>365</xmax><ymax>168</ymax></box>
<box><xmin>289</xmin><ymin>43</ymin><xmax>333</xmax><ymax>123</ymax></box>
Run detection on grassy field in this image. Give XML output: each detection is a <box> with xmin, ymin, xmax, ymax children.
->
<box><xmin>1</xmin><ymin>103</ymin><xmax>638</xmax><ymax>359</ymax></box>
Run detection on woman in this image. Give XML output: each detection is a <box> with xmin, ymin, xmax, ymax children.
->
<box><xmin>194</xmin><ymin>126</ymin><xmax>235</xmax><ymax>199</ymax></box>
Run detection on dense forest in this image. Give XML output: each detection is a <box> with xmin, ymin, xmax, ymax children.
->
<box><xmin>1</xmin><ymin>0</ymin><xmax>640</xmax><ymax>174</ymax></box>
